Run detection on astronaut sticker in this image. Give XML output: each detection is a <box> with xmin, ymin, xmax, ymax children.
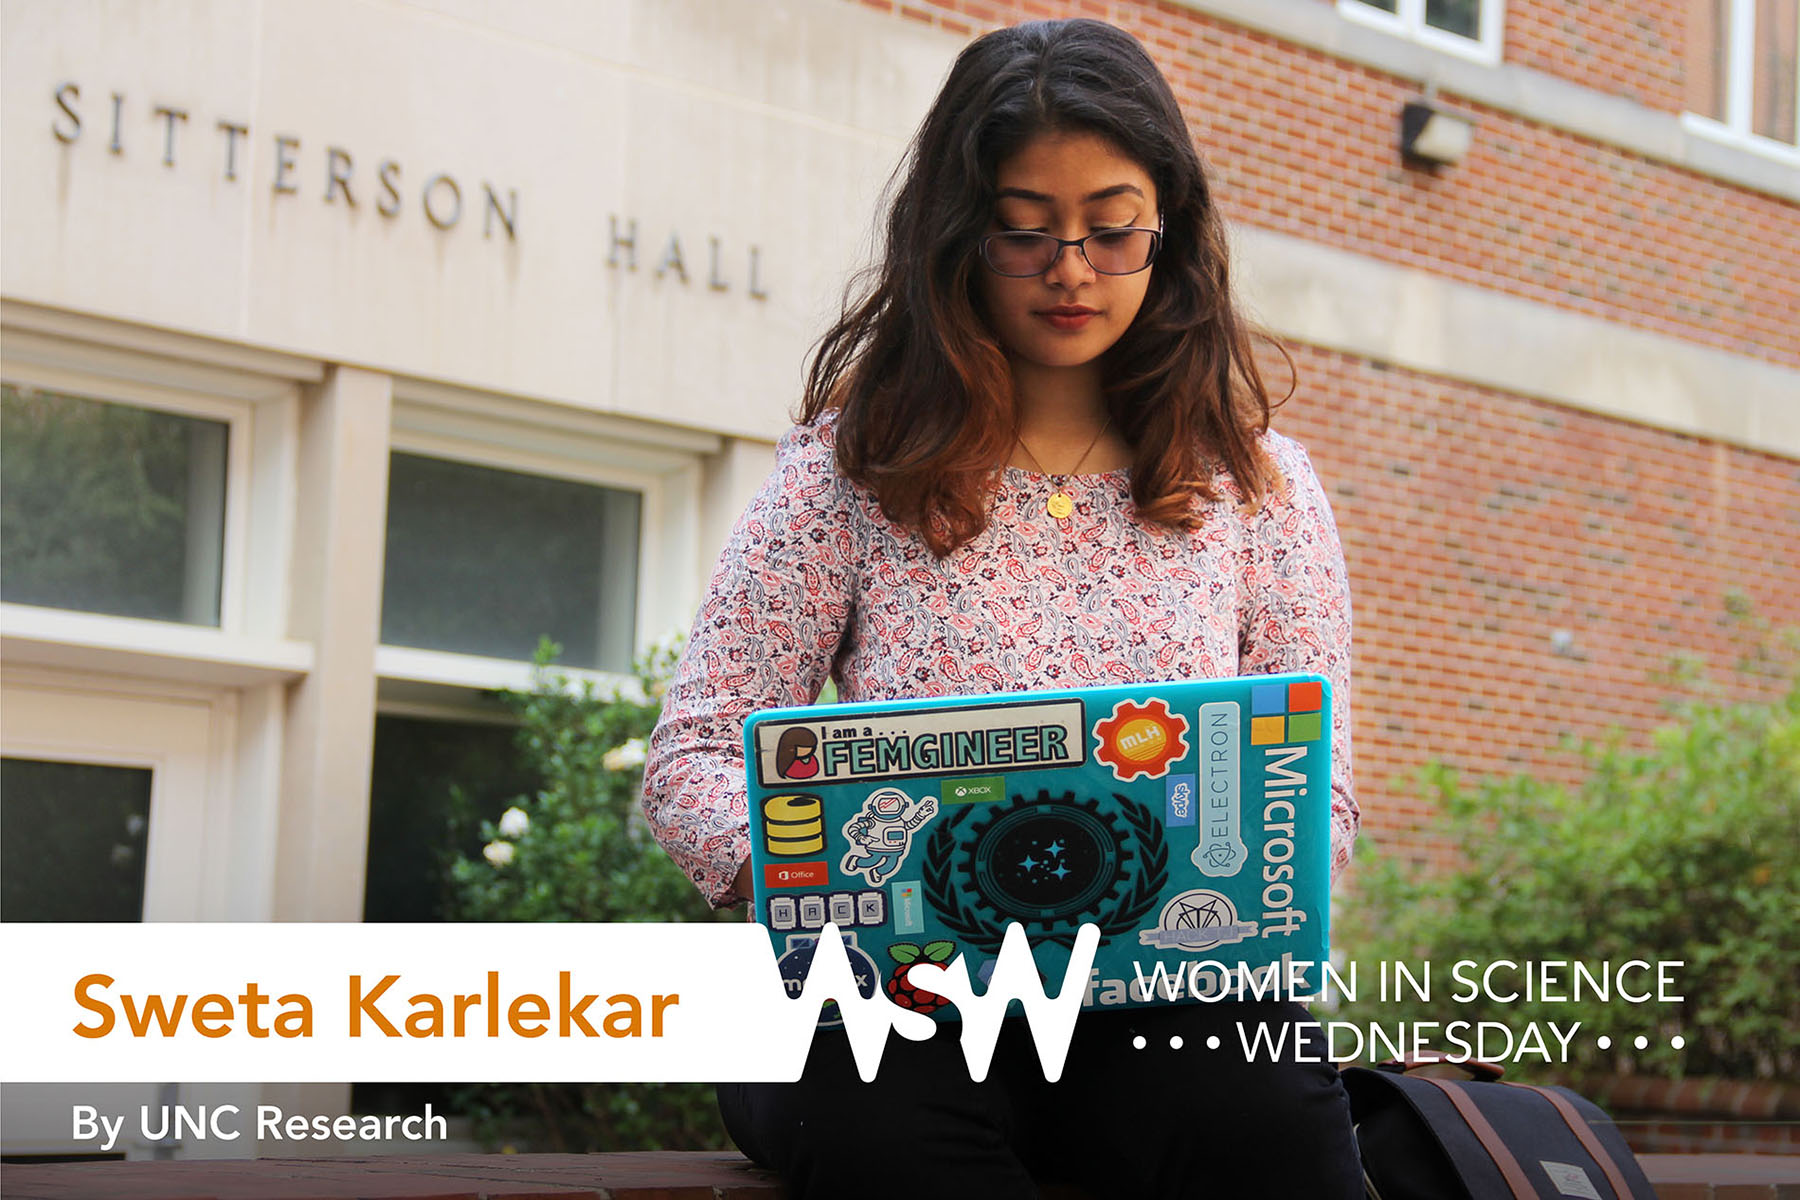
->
<box><xmin>839</xmin><ymin>787</ymin><xmax>938</xmax><ymax>886</ymax></box>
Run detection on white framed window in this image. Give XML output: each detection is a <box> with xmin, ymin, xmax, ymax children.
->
<box><xmin>1683</xmin><ymin>0</ymin><xmax>1800</xmax><ymax>163</ymax></box>
<box><xmin>382</xmin><ymin>449</ymin><xmax>643</xmax><ymax>672</ymax></box>
<box><xmin>0</xmin><ymin>315</ymin><xmax>312</xmax><ymax>686</ymax></box>
<box><xmin>0</xmin><ymin>668</ymin><xmax>240</xmax><ymax>921</ymax></box>
<box><xmin>1338</xmin><ymin>0</ymin><xmax>1505</xmax><ymax>65</ymax></box>
<box><xmin>375</xmin><ymin>381</ymin><xmax>712</xmax><ymax>704</ymax></box>
<box><xmin>362</xmin><ymin>711</ymin><xmax>538</xmax><ymax>923</ymax></box>
<box><xmin>366</xmin><ymin>387</ymin><xmax>714</xmax><ymax>929</ymax></box>
<box><xmin>2</xmin><ymin>376</ymin><xmax>245</xmax><ymax>629</ymax></box>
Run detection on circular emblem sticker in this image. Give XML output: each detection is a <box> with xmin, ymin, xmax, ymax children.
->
<box><xmin>968</xmin><ymin>795</ymin><xmax>1124</xmax><ymax>920</ymax></box>
<box><xmin>1136</xmin><ymin>888</ymin><xmax>1259</xmax><ymax>951</ymax></box>
<box><xmin>924</xmin><ymin>789</ymin><xmax>1169</xmax><ymax>955</ymax></box>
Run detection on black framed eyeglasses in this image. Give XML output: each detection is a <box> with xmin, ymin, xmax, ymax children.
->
<box><xmin>977</xmin><ymin>225</ymin><xmax>1163</xmax><ymax>277</ymax></box>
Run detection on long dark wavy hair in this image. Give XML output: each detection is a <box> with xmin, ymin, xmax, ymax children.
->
<box><xmin>800</xmin><ymin>18</ymin><xmax>1291</xmax><ymax>556</ymax></box>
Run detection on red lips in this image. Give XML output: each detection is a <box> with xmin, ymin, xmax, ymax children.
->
<box><xmin>1038</xmin><ymin>304</ymin><xmax>1098</xmax><ymax>331</ymax></box>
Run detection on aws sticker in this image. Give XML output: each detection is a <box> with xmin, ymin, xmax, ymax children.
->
<box><xmin>1093</xmin><ymin>698</ymin><xmax>1189</xmax><ymax>781</ymax></box>
<box><xmin>1136</xmin><ymin>888</ymin><xmax>1258</xmax><ymax>951</ymax></box>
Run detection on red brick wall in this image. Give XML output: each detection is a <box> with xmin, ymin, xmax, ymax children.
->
<box><xmin>1266</xmin><ymin>344</ymin><xmax>1800</xmax><ymax>867</ymax></box>
<box><xmin>851</xmin><ymin>0</ymin><xmax>1800</xmax><ymax>869</ymax></box>
<box><xmin>1504</xmin><ymin>0</ymin><xmax>1689</xmax><ymax>111</ymax></box>
<box><xmin>867</xmin><ymin>0</ymin><xmax>1800</xmax><ymax>367</ymax></box>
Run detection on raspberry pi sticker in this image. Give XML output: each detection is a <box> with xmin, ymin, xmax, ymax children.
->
<box><xmin>1135</xmin><ymin>888</ymin><xmax>1257</xmax><ymax>951</ymax></box>
<box><xmin>924</xmin><ymin>789</ymin><xmax>1168</xmax><ymax>955</ymax></box>
<box><xmin>1093</xmin><ymin>698</ymin><xmax>1189</xmax><ymax>781</ymax></box>
<box><xmin>839</xmin><ymin>787</ymin><xmax>938</xmax><ymax>885</ymax></box>
<box><xmin>885</xmin><ymin>940</ymin><xmax>958</xmax><ymax>1014</ymax></box>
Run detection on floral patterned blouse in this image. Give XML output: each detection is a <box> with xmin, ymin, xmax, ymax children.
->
<box><xmin>643</xmin><ymin>415</ymin><xmax>1358</xmax><ymax>907</ymax></box>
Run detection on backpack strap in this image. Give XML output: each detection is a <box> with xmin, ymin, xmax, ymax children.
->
<box><xmin>1519</xmin><ymin>1084</ymin><xmax>1636</xmax><ymax>1200</ymax></box>
<box><xmin>1414</xmin><ymin>1075</ymin><xmax>1535</xmax><ymax>1198</ymax></box>
<box><xmin>1377</xmin><ymin>1053</ymin><xmax>1506</xmax><ymax>1082</ymax></box>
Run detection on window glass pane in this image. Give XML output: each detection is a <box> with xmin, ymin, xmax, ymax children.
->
<box><xmin>363</xmin><ymin>715</ymin><xmax>541</xmax><ymax>922</ymax></box>
<box><xmin>1425</xmin><ymin>0</ymin><xmax>1481</xmax><ymax>39</ymax></box>
<box><xmin>1354</xmin><ymin>0</ymin><xmax>1400</xmax><ymax>14</ymax></box>
<box><xmin>381</xmin><ymin>453</ymin><xmax>641</xmax><ymax>671</ymax></box>
<box><xmin>1</xmin><ymin>385</ymin><xmax>227</xmax><ymax>625</ymax></box>
<box><xmin>1753</xmin><ymin>0</ymin><xmax>1798</xmax><ymax>141</ymax></box>
<box><xmin>2</xmin><ymin>758</ymin><xmax>151</xmax><ymax>921</ymax></box>
<box><xmin>1688</xmin><ymin>0</ymin><xmax>1733</xmax><ymax>120</ymax></box>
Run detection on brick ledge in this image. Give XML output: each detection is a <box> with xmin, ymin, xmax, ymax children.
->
<box><xmin>3</xmin><ymin>1150</ymin><xmax>1797</xmax><ymax>1199</ymax></box>
<box><xmin>1557</xmin><ymin>1073</ymin><xmax>1800</xmax><ymax>1122</ymax></box>
<box><xmin>0</xmin><ymin>1151</ymin><xmax>781</xmax><ymax>1200</ymax></box>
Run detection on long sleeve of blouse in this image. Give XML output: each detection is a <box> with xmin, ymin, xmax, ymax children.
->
<box><xmin>643</xmin><ymin>422</ymin><xmax>859</xmax><ymax>906</ymax></box>
<box><xmin>643</xmin><ymin>417</ymin><xmax>1358</xmax><ymax>908</ymax></box>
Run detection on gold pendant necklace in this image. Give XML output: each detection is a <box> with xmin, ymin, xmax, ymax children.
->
<box><xmin>1016</xmin><ymin>418</ymin><xmax>1111</xmax><ymax>521</ymax></box>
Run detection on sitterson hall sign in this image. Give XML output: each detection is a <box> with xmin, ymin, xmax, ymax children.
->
<box><xmin>48</xmin><ymin>82</ymin><xmax>772</xmax><ymax>299</ymax></box>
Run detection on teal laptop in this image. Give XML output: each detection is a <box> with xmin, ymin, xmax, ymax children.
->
<box><xmin>744</xmin><ymin>673</ymin><xmax>1332</xmax><ymax>1022</ymax></box>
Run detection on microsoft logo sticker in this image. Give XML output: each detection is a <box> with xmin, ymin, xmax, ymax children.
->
<box><xmin>1249</xmin><ymin>681</ymin><xmax>1325</xmax><ymax>746</ymax></box>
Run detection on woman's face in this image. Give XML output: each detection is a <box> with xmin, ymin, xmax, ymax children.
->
<box><xmin>976</xmin><ymin>129</ymin><xmax>1159</xmax><ymax>375</ymax></box>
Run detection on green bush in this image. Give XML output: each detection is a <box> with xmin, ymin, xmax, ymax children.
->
<box><xmin>1338</xmin><ymin>660</ymin><xmax>1799</xmax><ymax>1082</ymax></box>
<box><xmin>442</xmin><ymin>639</ymin><xmax>738</xmax><ymax>1151</ymax></box>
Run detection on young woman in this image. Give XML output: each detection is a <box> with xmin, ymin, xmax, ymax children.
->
<box><xmin>643</xmin><ymin>18</ymin><xmax>1361</xmax><ymax>1198</ymax></box>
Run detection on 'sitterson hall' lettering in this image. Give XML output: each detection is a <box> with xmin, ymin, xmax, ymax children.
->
<box><xmin>70</xmin><ymin>973</ymin><xmax>677</xmax><ymax>1040</ymax></box>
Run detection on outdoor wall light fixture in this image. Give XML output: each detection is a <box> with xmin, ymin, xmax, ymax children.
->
<box><xmin>1400</xmin><ymin>99</ymin><xmax>1473</xmax><ymax>167</ymax></box>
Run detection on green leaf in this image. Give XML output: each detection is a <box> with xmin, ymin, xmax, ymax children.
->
<box><xmin>1337</xmin><ymin>631</ymin><xmax>1799</xmax><ymax>1085</ymax></box>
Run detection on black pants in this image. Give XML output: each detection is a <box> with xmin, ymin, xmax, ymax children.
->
<box><xmin>718</xmin><ymin>1001</ymin><xmax>1362</xmax><ymax>1199</ymax></box>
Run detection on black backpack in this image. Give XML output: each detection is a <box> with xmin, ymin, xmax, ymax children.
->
<box><xmin>1344</xmin><ymin>1057</ymin><xmax>1658</xmax><ymax>1200</ymax></box>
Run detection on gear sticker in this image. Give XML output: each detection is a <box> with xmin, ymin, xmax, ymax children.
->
<box><xmin>924</xmin><ymin>789</ymin><xmax>1168</xmax><ymax>954</ymax></box>
<box><xmin>1093</xmin><ymin>698</ymin><xmax>1189</xmax><ymax>781</ymax></box>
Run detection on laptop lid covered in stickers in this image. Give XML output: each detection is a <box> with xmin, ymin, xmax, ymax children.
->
<box><xmin>744</xmin><ymin>673</ymin><xmax>1332</xmax><ymax>1020</ymax></box>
